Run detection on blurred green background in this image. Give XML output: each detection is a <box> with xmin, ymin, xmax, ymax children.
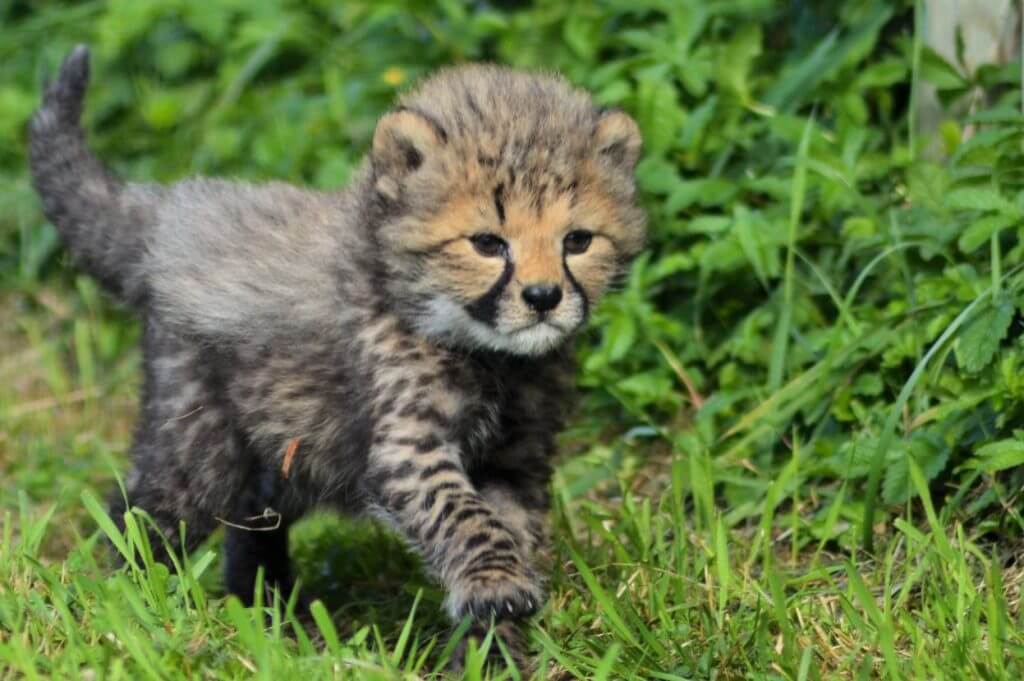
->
<box><xmin>3</xmin><ymin>1</ymin><xmax>1024</xmax><ymax>678</ymax></box>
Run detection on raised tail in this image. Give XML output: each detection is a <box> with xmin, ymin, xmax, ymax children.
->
<box><xmin>28</xmin><ymin>45</ymin><xmax>154</xmax><ymax>304</ymax></box>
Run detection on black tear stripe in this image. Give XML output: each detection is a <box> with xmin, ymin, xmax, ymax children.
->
<box><xmin>465</xmin><ymin>258</ymin><xmax>513</xmax><ymax>325</ymax></box>
<box><xmin>563</xmin><ymin>257</ymin><xmax>590</xmax><ymax>322</ymax></box>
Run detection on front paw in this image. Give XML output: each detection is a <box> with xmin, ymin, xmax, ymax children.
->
<box><xmin>446</xmin><ymin>558</ymin><xmax>544</xmax><ymax>621</ymax></box>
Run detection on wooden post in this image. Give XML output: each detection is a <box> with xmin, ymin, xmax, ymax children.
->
<box><xmin>918</xmin><ymin>0</ymin><xmax>1021</xmax><ymax>156</ymax></box>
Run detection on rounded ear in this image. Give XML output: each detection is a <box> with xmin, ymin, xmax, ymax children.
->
<box><xmin>371</xmin><ymin>108</ymin><xmax>447</xmax><ymax>200</ymax></box>
<box><xmin>593</xmin><ymin>109</ymin><xmax>642</xmax><ymax>172</ymax></box>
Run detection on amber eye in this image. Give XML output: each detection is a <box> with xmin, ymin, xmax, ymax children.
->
<box><xmin>470</xmin><ymin>233</ymin><xmax>508</xmax><ymax>257</ymax></box>
<box><xmin>563</xmin><ymin>229</ymin><xmax>593</xmax><ymax>255</ymax></box>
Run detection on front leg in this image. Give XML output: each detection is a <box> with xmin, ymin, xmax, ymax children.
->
<box><xmin>473</xmin><ymin>455</ymin><xmax>552</xmax><ymax>560</ymax></box>
<box><xmin>369</xmin><ymin>437</ymin><xmax>543</xmax><ymax>620</ymax></box>
<box><xmin>364</xmin><ymin>359</ymin><xmax>542</xmax><ymax>621</ymax></box>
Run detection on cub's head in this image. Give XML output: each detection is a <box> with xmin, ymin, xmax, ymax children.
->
<box><xmin>369</xmin><ymin>65</ymin><xmax>645</xmax><ymax>356</ymax></box>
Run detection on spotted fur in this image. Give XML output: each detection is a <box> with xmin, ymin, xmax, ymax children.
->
<box><xmin>29</xmin><ymin>46</ymin><xmax>645</xmax><ymax>656</ymax></box>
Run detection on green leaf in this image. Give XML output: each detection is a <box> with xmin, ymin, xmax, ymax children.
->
<box><xmin>733</xmin><ymin>205</ymin><xmax>769</xmax><ymax>287</ymax></box>
<box><xmin>852</xmin><ymin>373</ymin><xmax>883</xmax><ymax>396</ymax></box>
<box><xmin>945</xmin><ymin>188</ymin><xmax>1020</xmax><ymax>216</ymax></box>
<box><xmin>666</xmin><ymin>178</ymin><xmax>737</xmax><ymax>212</ymax></box>
<box><xmin>968</xmin><ymin>439</ymin><xmax>1024</xmax><ymax>473</ymax></box>
<box><xmin>958</xmin><ymin>214</ymin><xmax>1018</xmax><ymax>253</ymax></box>
<box><xmin>605</xmin><ymin>312</ymin><xmax>637</xmax><ymax>362</ymax></box>
<box><xmin>715</xmin><ymin>24</ymin><xmax>761</xmax><ymax>103</ymax></box>
<box><xmin>853</xmin><ymin>58</ymin><xmax>908</xmax><ymax>89</ymax></box>
<box><xmin>0</xmin><ymin>86</ymin><xmax>36</xmax><ymax>141</ymax></box>
<box><xmin>882</xmin><ymin>454</ymin><xmax>909</xmax><ymax>506</ymax></box>
<box><xmin>140</xmin><ymin>90</ymin><xmax>185</xmax><ymax>130</ymax></box>
<box><xmin>882</xmin><ymin>437</ymin><xmax>949</xmax><ymax>505</ymax></box>
<box><xmin>763</xmin><ymin>30</ymin><xmax>838</xmax><ymax>111</ymax></box>
<box><xmin>635</xmin><ymin>77</ymin><xmax>684</xmax><ymax>156</ymax></box>
<box><xmin>635</xmin><ymin>157</ymin><xmax>683</xmax><ymax>195</ymax></box>
<box><xmin>920</xmin><ymin>46</ymin><xmax>967</xmax><ymax>90</ymax></box>
<box><xmin>955</xmin><ymin>294</ymin><xmax>1014</xmax><ymax>373</ymax></box>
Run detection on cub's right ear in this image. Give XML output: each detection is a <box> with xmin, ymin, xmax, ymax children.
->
<box><xmin>371</xmin><ymin>108</ymin><xmax>447</xmax><ymax>201</ymax></box>
<box><xmin>593</xmin><ymin>109</ymin><xmax>642</xmax><ymax>173</ymax></box>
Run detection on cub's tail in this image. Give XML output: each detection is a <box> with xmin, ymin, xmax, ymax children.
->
<box><xmin>28</xmin><ymin>45</ymin><xmax>155</xmax><ymax>304</ymax></box>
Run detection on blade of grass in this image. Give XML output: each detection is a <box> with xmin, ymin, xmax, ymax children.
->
<box><xmin>714</xmin><ymin>513</ymin><xmax>730</xmax><ymax>631</ymax></box>
<box><xmin>566</xmin><ymin>546</ymin><xmax>640</xmax><ymax>649</ymax></box>
<box><xmin>81</xmin><ymin>489</ymin><xmax>134</xmax><ymax>568</ymax></box>
<box><xmin>308</xmin><ymin>600</ymin><xmax>341</xmax><ymax>656</ymax></box>
<box><xmin>768</xmin><ymin>113</ymin><xmax>814</xmax><ymax>391</ymax></box>
<box><xmin>846</xmin><ymin>563</ymin><xmax>901</xmax><ymax>680</ymax></box>
<box><xmin>390</xmin><ymin>589</ymin><xmax>421</xmax><ymax>666</ymax></box>
<box><xmin>907</xmin><ymin>459</ymin><xmax>954</xmax><ymax>563</ymax></box>
<box><xmin>986</xmin><ymin>552</ymin><xmax>1007</xmax><ymax>675</ymax></box>
<box><xmin>593</xmin><ymin>643</ymin><xmax>621</xmax><ymax>681</ymax></box>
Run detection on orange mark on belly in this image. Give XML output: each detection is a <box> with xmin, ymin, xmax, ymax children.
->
<box><xmin>282</xmin><ymin>438</ymin><xmax>301</xmax><ymax>479</ymax></box>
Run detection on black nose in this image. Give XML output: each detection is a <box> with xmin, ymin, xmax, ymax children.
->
<box><xmin>521</xmin><ymin>283</ymin><xmax>562</xmax><ymax>312</ymax></box>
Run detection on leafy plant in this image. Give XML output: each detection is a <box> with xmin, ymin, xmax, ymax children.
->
<box><xmin>2</xmin><ymin>0</ymin><xmax>1024</xmax><ymax>678</ymax></box>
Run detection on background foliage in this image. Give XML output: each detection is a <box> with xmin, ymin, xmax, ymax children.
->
<box><xmin>2</xmin><ymin>0</ymin><xmax>1024</xmax><ymax>678</ymax></box>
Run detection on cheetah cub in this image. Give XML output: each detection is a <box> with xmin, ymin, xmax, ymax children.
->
<box><xmin>30</xmin><ymin>46</ymin><xmax>645</xmax><ymax>650</ymax></box>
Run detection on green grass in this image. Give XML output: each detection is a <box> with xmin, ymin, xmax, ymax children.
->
<box><xmin>3</xmin><ymin>0</ymin><xmax>1024</xmax><ymax>679</ymax></box>
<box><xmin>4</xmin><ymin>305</ymin><xmax>1024</xmax><ymax>679</ymax></box>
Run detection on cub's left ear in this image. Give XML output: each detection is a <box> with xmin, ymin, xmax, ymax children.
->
<box><xmin>372</xmin><ymin>108</ymin><xmax>447</xmax><ymax>201</ymax></box>
<box><xmin>593</xmin><ymin>109</ymin><xmax>642</xmax><ymax>172</ymax></box>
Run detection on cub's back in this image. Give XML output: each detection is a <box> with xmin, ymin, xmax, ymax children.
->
<box><xmin>144</xmin><ymin>177</ymin><xmax>374</xmax><ymax>343</ymax></box>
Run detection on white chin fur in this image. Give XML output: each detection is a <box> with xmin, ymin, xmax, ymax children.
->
<box><xmin>415</xmin><ymin>297</ymin><xmax>568</xmax><ymax>356</ymax></box>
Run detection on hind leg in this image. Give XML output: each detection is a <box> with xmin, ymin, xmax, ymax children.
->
<box><xmin>224</xmin><ymin>523</ymin><xmax>293</xmax><ymax>605</ymax></box>
<box><xmin>109</xmin><ymin>317</ymin><xmax>251</xmax><ymax>564</ymax></box>
<box><xmin>222</xmin><ymin>462</ymin><xmax>299</xmax><ymax>605</ymax></box>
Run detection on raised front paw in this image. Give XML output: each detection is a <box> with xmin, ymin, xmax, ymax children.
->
<box><xmin>446</xmin><ymin>557</ymin><xmax>544</xmax><ymax>621</ymax></box>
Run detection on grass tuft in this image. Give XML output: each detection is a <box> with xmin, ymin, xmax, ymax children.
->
<box><xmin>3</xmin><ymin>1</ymin><xmax>1024</xmax><ymax>678</ymax></box>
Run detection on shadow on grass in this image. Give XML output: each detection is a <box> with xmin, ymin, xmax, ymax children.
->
<box><xmin>288</xmin><ymin>513</ymin><xmax>453</xmax><ymax>643</ymax></box>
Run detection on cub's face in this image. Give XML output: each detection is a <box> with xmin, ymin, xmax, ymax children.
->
<box><xmin>370</xmin><ymin>70</ymin><xmax>645</xmax><ymax>356</ymax></box>
<box><xmin>410</xmin><ymin>181</ymin><xmax>637</xmax><ymax>356</ymax></box>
